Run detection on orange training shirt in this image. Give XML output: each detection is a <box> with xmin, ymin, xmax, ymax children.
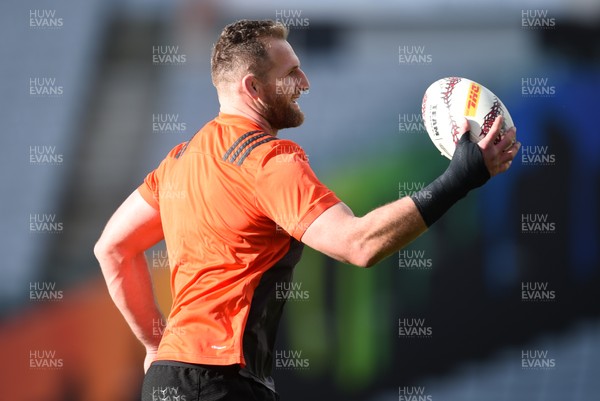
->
<box><xmin>137</xmin><ymin>113</ymin><xmax>340</xmax><ymax>383</ymax></box>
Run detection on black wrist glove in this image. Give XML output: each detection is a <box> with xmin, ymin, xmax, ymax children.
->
<box><xmin>410</xmin><ymin>133</ymin><xmax>490</xmax><ymax>227</ymax></box>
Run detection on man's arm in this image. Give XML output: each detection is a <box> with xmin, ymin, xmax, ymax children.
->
<box><xmin>302</xmin><ymin>116</ymin><xmax>520</xmax><ymax>267</ymax></box>
<box><xmin>93</xmin><ymin>190</ymin><xmax>165</xmax><ymax>371</ymax></box>
<box><xmin>302</xmin><ymin>197</ymin><xmax>426</xmax><ymax>267</ymax></box>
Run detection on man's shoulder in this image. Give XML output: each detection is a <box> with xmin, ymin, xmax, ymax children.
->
<box><xmin>218</xmin><ymin>128</ymin><xmax>308</xmax><ymax>168</ymax></box>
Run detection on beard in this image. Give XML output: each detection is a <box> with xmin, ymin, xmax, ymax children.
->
<box><xmin>262</xmin><ymin>90</ymin><xmax>305</xmax><ymax>131</ymax></box>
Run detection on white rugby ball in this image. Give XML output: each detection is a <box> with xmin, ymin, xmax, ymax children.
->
<box><xmin>421</xmin><ymin>77</ymin><xmax>513</xmax><ymax>159</ymax></box>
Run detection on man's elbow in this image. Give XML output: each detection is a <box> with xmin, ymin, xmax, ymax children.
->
<box><xmin>93</xmin><ymin>238</ymin><xmax>104</xmax><ymax>260</ymax></box>
<box><xmin>93</xmin><ymin>234</ymin><xmax>110</xmax><ymax>259</ymax></box>
<box><xmin>345</xmin><ymin>242</ymin><xmax>380</xmax><ymax>268</ymax></box>
<box><xmin>93</xmin><ymin>236</ymin><xmax>122</xmax><ymax>265</ymax></box>
<box><xmin>351</xmin><ymin>255</ymin><xmax>379</xmax><ymax>269</ymax></box>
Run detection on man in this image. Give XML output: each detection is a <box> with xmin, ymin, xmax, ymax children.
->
<box><xmin>94</xmin><ymin>19</ymin><xmax>519</xmax><ymax>401</ymax></box>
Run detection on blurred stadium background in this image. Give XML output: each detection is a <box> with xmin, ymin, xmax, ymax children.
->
<box><xmin>1</xmin><ymin>0</ymin><xmax>599</xmax><ymax>400</ymax></box>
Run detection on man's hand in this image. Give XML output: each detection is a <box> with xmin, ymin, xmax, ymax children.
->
<box><xmin>463</xmin><ymin>115</ymin><xmax>520</xmax><ymax>177</ymax></box>
<box><xmin>144</xmin><ymin>347</ymin><xmax>158</xmax><ymax>373</ymax></box>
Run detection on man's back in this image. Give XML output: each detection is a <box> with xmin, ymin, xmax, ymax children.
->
<box><xmin>138</xmin><ymin>112</ymin><xmax>340</xmax><ymax>384</ymax></box>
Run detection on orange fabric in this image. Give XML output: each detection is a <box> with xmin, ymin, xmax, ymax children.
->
<box><xmin>137</xmin><ymin>113</ymin><xmax>340</xmax><ymax>366</ymax></box>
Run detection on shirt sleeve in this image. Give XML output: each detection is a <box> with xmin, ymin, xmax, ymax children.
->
<box><xmin>137</xmin><ymin>169</ymin><xmax>160</xmax><ymax>210</ymax></box>
<box><xmin>254</xmin><ymin>140</ymin><xmax>341</xmax><ymax>241</ymax></box>
<box><xmin>137</xmin><ymin>142</ymin><xmax>188</xmax><ymax>210</ymax></box>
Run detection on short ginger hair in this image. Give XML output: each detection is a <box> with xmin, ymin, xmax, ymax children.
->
<box><xmin>211</xmin><ymin>19</ymin><xmax>289</xmax><ymax>87</ymax></box>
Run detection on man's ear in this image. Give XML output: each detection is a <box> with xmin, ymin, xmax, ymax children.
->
<box><xmin>241</xmin><ymin>74</ymin><xmax>260</xmax><ymax>99</ymax></box>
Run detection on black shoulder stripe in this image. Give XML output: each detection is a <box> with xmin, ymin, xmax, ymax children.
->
<box><xmin>228</xmin><ymin>133</ymin><xmax>270</xmax><ymax>164</ymax></box>
<box><xmin>222</xmin><ymin>130</ymin><xmax>262</xmax><ymax>162</ymax></box>
<box><xmin>175</xmin><ymin>141</ymin><xmax>189</xmax><ymax>159</ymax></box>
<box><xmin>236</xmin><ymin>136</ymin><xmax>279</xmax><ymax>166</ymax></box>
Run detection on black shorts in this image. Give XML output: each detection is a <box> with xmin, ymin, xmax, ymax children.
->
<box><xmin>141</xmin><ymin>361</ymin><xmax>279</xmax><ymax>401</ymax></box>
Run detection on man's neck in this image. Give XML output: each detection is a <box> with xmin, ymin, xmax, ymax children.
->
<box><xmin>219</xmin><ymin>103</ymin><xmax>277</xmax><ymax>137</ymax></box>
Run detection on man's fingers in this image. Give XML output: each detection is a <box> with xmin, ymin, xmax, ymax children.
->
<box><xmin>460</xmin><ymin>117</ymin><xmax>471</xmax><ymax>137</ymax></box>
<box><xmin>501</xmin><ymin>141</ymin><xmax>521</xmax><ymax>162</ymax></box>
<box><xmin>478</xmin><ymin>115</ymin><xmax>504</xmax><ymax>148</ymax></box>
<box><xmin>496</xmin><ymin>126</ymin><xmax>517</xmax><ymax>152</ymax></box>
<box><xmin>492</xmin><ymin>141</ymin><xmax>521</xmax><ymax>175</ymax></box>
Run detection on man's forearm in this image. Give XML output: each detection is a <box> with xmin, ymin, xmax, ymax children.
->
<box><xmin>351</xmin><ymin>196</ymin><xmax>428</xmax><ymax>267</ymax></box>
<box><xmin>301</xmin><ymin>198</ymin><xmax>427</xmax><ymax>268</ymax></box>
<box><xmin>97</xmin><ymin>249</ymin><xmax>164</xmax><ymax>351</ymax></box>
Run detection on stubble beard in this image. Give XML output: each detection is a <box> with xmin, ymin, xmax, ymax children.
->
<box><xmin>262</xmin><ymin>91</ymin><xmax>305</xmax><ymax>131</ymax></box>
